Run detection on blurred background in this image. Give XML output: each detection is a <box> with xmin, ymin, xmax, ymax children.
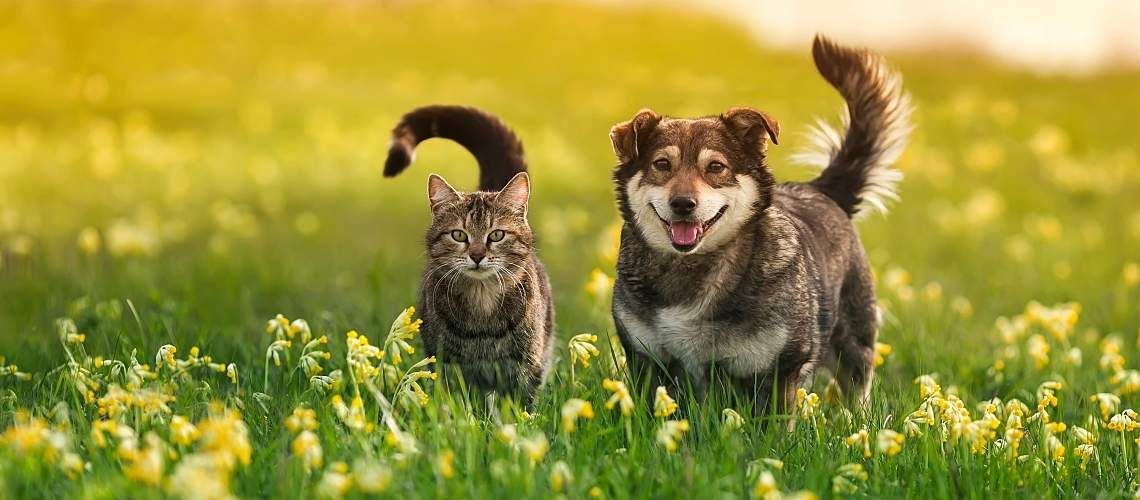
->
<box><xmin>0</xmin><ymin>0</ymin><xmax>1137</xmax><ymax>379</ymax></box>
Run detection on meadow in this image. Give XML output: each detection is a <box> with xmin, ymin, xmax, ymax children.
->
<box><xmin>1</xmin><ymin>1</ymin><xmax>1140</xmax><ymax>498</ymax></box>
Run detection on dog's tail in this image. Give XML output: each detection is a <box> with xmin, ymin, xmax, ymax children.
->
<box><xmin>383</xmin><ymin>105</ymin><xmax>527</xmax><ymax>191</ymax></box>
<box><xmin>796</xmin><ymin>35</ymin><xmax>913</xmax><ymax>218</ymax></box>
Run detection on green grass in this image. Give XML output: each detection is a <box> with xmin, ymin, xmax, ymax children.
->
<box><xmin>1</xmin><ymin>1</ymin><xmax>1139</xmax><ymax>498</ymax></box>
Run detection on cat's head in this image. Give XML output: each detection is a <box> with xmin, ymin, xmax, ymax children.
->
<box><xmin>424</xmin><ymin>172</ymin><xmax>534</xmax><ymax>281</ymax></box>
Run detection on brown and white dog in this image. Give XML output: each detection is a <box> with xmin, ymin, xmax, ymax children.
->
<box><xmin>608</xmin><ymin>36</ymin><xmax>912</xmax><ymax>415</ymax></box>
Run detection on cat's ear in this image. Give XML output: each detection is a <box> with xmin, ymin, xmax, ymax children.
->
<box><xmin>427</xmin><ymin>174</ymin><xmax>459</xmax><ymax>211</ymax></box>
<box><xmin>496</xmin><ymin>172</ymin><xmax>530</xmax><ymax>215</ymax></box>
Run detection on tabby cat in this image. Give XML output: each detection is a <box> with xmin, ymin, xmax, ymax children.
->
<box><xmin>383</xmin><ymin>105</ymin><xmax>555</xmax><ymax>404</ymax></box>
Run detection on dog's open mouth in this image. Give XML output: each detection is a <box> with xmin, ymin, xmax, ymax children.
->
<box><xmin>655</xmin><ymin>204</ymin><xmax>728</xmax><ymax>252</ymax></box>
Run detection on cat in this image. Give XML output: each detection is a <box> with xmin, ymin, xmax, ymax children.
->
<box><xmin>383</xmin><ymin>105</ymin><xmax>555</xmax><ymax>405</ymax></box>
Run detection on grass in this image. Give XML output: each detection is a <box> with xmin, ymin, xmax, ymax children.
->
<box><xmin>1</xmin><ymin>1</ymin><xmax>1139</xmax><ymax>498</ymax></box>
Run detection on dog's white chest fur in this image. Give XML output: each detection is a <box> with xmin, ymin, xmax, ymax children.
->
<box><xmin>615</xmin><ymin>298</ymin><xmax>788</xmax><ymax>382</ymax></box>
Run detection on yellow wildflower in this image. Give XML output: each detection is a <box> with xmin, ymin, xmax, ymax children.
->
<box><xmin>292</xmin><ymin>430</ymin><xmax>323</xmax><ymax>472</ymax></box>
<box><xmin>1091</xmin><ymin>393</ymin><xmax>1121</xmax><ymax>419</ymax></box>
<box><xmin>1123</xmin><ymin>262</ymin><xmax>1140</xmax><ymax>288</ymax></box>
<box><xmin>753</xmin><ymin>470</ymin><xmax>778</xmax><ymax>500</ymax></box>
<box><xmin>1074</xmin><ymin>443</ymin><xmax>1098</xmax><ymax>471</ymax></box>
<box><xmin>585</xmin><ymin>268</ymin><xmax>614</xmax><ymax>299</ymax></box>
<box><xmin>656</xmin><ymin>419</ymin><xmax>690</xmax><ymax>453</ymax></box>
<box><xmin>831</xmin><ymin>463</ymin><xmax>867</xmax><ymax>495</ymax></box>
<box><xmin>568</xmin><ymin>334</ymin><xmax>600</xmax><ymax>368</ymax></box>
<box><xmin>876</xmin><ymin>429</ymin><xmax>905</xmax><ymax>457</ymax></box>
<box><xmin>844</xmin><ymin>429</ymin><xmax>871</xmax><ymax>458</ymax></box>
<box><xmin>1107</xmin><ymin>410</ymin><xmax>1140</xmax><ymax>432</ymax></box>
<box><xmin>873</xmin><ymin>342</ymin><xmax>892</xmax><ymax>367</ymax></box>
<box><xmin>1046</xmin><ymin>435</ymin><xmax>1065</xmax><ymax>463</ymax></box>
<box><xmin>602</xmin><ymin>378</ymin><xmax>634</xmax><ymax>416</ymax></box>
<box><xmin>436</xmin><ymin>449</ymin><xmax>455</xmax><ymax>479</ymax></box>
<box><xmin>122</xmin><ymin>433</ymin><xmax>164</xmax><ymax>486</ymax></box>
<box><xmin>169</xmin><ymin>415</ymin><xmax>200</xmax><ymax>446</ymax></box>
<box><xmin>654</xmin><ymin>386</ymin><xmax>678</xmax><ymax>418</ymax></box>
<box><xmin>550</xmin><ymin>461</ymin><xmax>572</xmax><ymax>493</ymax></box>
<box><xmin>316</xmin><ymin>462</ymin><xmax>353</xmax><ymax>499</ymax></box>
<box><xmin>353</xmin><ymin>460</ymin><xmax>393</xmax><ymax>493</ymax></box>
<box><xmin>1112</xmin><ymin>370</ymin><xmax>1140</xmax><ymax>395</ymax></box>
<box><xmin>156</xmin><ymin>344</ymin><xmax>177</xmax><ymax>370</ymax></box>
<box><xmin>383</xmin><ymin>306</ymin><xmax>422</xmax><ymax>364</ymax></box>
<box><xmin>519</xmin><ymin>433</ymin><xmax>549</xmax><ymax>466</ymax></box>
<box><xmin>1071</xmin><ymin>426</ymin><xmax>1096</xmax><ymax>445</ymax></box>
<box><xmin>794</xmin><ymin>388</ymin><xmax>821</xmax><ymax>421</ymax></box>
<box><xmin>286</xmin><ymin>407</ymin><xmax>319</xmax><ymax>433</ymax></box>
<box><xmin>1027</xmin><ymin>335</ymin><xmax>1050</xmax><ymax>369</ymax></box>
<box><xmin>560</xmin><ymin>398</ymin><xmax>595</xmax><ymax>432</ymax></box>
<box><xmin>914</xmin><ymin>374</ymin><xmax>942</xmax><ymax>399</ymax></box>
<box><xmin>722</xmin><ymin>408</ymin><xmax>745</xmax><ymax>433</ymax></box>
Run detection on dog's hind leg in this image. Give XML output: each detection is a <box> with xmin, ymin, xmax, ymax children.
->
<box><xmin>829</xmin><ymin>263</ymin><xmax>879</xmax><ymax>407</ymax></box>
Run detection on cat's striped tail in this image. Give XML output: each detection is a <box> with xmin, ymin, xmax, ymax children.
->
<box><xmin>797</xmin><ymin>35</ymin><xmax>914</xmax><ymax>218</ymax></box>
<box><xmin>383</xmin><ymin>105</ymin><xmax>527</xmax><ymax>192</ymax></box>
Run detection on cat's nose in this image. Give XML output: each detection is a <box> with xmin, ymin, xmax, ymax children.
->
<box><xmin>470</xmin><ymin>252</ymin><xmax>485</xmax><ymax>265</ymax></box>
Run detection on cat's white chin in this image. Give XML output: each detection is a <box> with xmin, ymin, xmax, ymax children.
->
<box><xmin>462</xmin><ymin>267</ymin><xmax>497</xmax><ymax>280</ymax></box>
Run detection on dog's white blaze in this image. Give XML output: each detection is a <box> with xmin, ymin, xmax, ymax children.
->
<box><xmin>696</xmin><ymin>175</ymin><xmax>760</xmax><ymax>253</ymax></box>
<box><xmin>626</xmin><ymin>172</ymin><xmax>676</xmax><ymax>253</ymax></box>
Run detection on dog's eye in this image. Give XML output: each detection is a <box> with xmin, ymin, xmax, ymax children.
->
<box><xmin>487</xmin><ymin>229</ymin><xmax>505</xmax><ymax>242</ymax></box>
<box><xmin>707</xmin><ymin>161</ymin><xmax>727</xmax><ymax>174</ymax></box>
<box><xmin>652</xmin><ymin>159</ymin><xmax>671</xmax><ymax>171</ymax></box>
<box><xmin>450</xmin><ymin>230</ymin><xmax>468</xmax><ymax>243</ymax></box>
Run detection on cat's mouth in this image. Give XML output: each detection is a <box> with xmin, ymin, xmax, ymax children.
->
<box><xmin>462</xmin><ymin>265</ymin><xmax>496</xmax><ymax>279</ymax></box>
<box><xmin>654</xmin><ymin>204</ymin><xmax>728</xmax><ymax>252</ymax></box>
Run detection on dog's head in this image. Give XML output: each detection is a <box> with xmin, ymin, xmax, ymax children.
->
<box><xmin>610</xmin><ymin>107</ymin><xmax>779</xmax><ymax>254</ymax></box>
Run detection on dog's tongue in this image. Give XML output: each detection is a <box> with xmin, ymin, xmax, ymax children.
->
<box><xmin>669</xmin><ymin>221</ymin><xmax>701</xmax><ymax>246</ymax></box>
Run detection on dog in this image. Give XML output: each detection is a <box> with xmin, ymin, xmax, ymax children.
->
<box><xmin>608</xmin><ymin>35</ymin><xmax>912</xmax><ymax>415</ymax></box>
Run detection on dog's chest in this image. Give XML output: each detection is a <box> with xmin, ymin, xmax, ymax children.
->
<box><xmin>616</xmin><ymin>299</ymin><xmax>788</xmax><ymax>380</ymax></box>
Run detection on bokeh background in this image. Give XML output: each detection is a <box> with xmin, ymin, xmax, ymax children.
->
<box><xmin>1</xmin><ymin>0</ymin><xmax>1138</xmax><ymax>385</ymax></box>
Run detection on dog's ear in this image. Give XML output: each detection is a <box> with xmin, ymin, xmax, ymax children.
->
<box><xmin>610</xmin><ymin>109</ymin><xmax>662</xmax><ymax>164</ymax></box>
<box><xmin>721</xmin><ymin>107</ymin><xmax>780</xmax><ymax>153</ymax></box>
<box><xmin>427</xmin><ymin>174</ymin><xmax>459</xmax><ymax>212</ymax></box>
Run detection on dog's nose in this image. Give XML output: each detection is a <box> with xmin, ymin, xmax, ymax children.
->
<box><xmin>470</xmin><ymin>252</ymin><xmax>485</xmax><ymax>265</ymax></box>
<box><xmin>670</xmin><ymin>196</ymin><xmax>697</xmax><ymax>215</ymax></box>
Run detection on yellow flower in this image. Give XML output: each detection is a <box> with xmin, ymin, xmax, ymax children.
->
<box><xmin>753</xmin><ymin>470</ymin><xmax>778</xmax><ymax>499</ymax></box>
<box><xmin>831</xmin><ymin>463</ymin><xmax>867</xmax><ymax>495</ymax></box>
<box><xmin>876</xmin><ymin>429</ymin><xmax>905</xmax><ymax>457</ymax></box>
<box><xmin>286</xmin><ymin>407</ymin><xmax>319</xmax><ymax>433</ymax></box>
<box><xmin>519</xmin><ymin>433</ymin><xmax>549</xmax><ymax>466</ymax></box>
<box><xmin>722</xmin><ymin>408</ymin><xmax>745</xmax><ymax>433</ymax></box>
<box><xmin>656</xmin><ymin>419</ymin><xmax>690</xmax><ymax>453</ymax></box>
<box><xmin>225</xmin><ymin>363</ymin><xmax>238</xmax><ymax>385</ymax></box>
<box><xmin>1123</xmin><ymin>262</ymin><xmax>1140</xmax><ymax>288</ymax></box>
<box><xmin>914</xmin><ymin>374</ymin><xmax>941</xmax><ymax>399</ymax></box>
<box><xmin>1112</xmin><ymin>370</ymin><xmax>1140</xmax><ymax>395</ymax></box>
<box><xmin>353</xmin><ymin>460</ymin><xmax>393</xmax><ymax>493</ymax></box>
<box><xmin>168</xmin><ymin>453</ymin><xmax>235</xmax><ymax>500</ymax></box>
<box><xmin>267</xmin><ymin>313</ymin><xmax>290</xmax><ymax>338</ymax></box>
<box><xmin>77</xmin><ymin>227</ymin><xmax>101</xmax><ymax>254</ymax></box>
<box><xmin>568</xmin><ymin>334</ymin><xmax>600</xmax><ymax>368</ymax></box>
<box><xmin>586</xmin><ymin>269</ymin><xmax>614</xmax><ymax>300</ymax></box>
<box><xmin>550</xmin><ymin>461</ymin><xmax>572</xmax><ymax>493</ymax></box>
<box><xmin>1107</xmin><ymin>410</ymin><xmax>1140</xmax><ymax>432</ymax></box>
<box><xmin>560</xmin><ymin>398</ymin><xmax>594</xmax><ymax>432</ymax></box>
<box><xmin>196</xmin><ymin>404</ymin><xmax>252</xmax><ymax>469</ymax></box>
<box><xmin>496</xmin><ymin>424</ymin><xmax>518</xmax><ymax>446</ymax></box>
<box><xmin>436</xmin><ymin>449</ymin><xmax>455</xmax><ymax>479</ymax></box>
<box><xmin>316</xmin><ymin>462</ymin><xmax>353</xmax><ymax>499</ymax></box>
<box><xmin>873</xmin><ymin>342</ymin><xmax>892</xmax><ymax>367</ymax></box>
<box><xmin>384</xmin><ymin>306</ymin><xmax>423</xmax><ymax>364</ymax></box>
<box><xmin>1091</xmin><ymin>393</ymin><xmax>1121</xmax><ymax>419</ymax></box>
<box><xmin>1027</xmin><ymin>335</ymin><xmax>1050</xmax><ymax>369</ymax></box>
<box><xmin>654</xmin><ymin>386</ymin><xmax>678</xmax><ymax>418</ymax></box>
<box><xmin>1071</xmin><ymin>426</ymin><xmax>1096</xmax><ymax>445</ymax></box>
<box><xmin>169</xmin><ymin>415</ymin><xmax>200</xmax><ymax>446</ymax></box>
<box><xmin>602</xmin><ymin>379</ymin><xmax>634</xmax><ymax>416</ymax></box>
<box><xmin>589</xmin><ymin>486</ymin><xmax>604</xmax><ymax>498</ymax></box>
<box><xmin>844</xmin><ymin>429</ymin><xmax>871</xmax><ymax>458</ymax></box>
<box><xmin>292</xmin><ymin>430</ymin><xmax>323</xmax><ymax>472</ymax></box>
<box><xmin>950</xmin><ymin>296</ymin><xmax>974</xmax><ymax>318</ymax></box>
<box><xmin>1046</xmin><ymin>435</ymin><xmax>1065</xmax><ymax>463</ymax></box>
<box><xmin>156</xmin><ymin>344</ymin><xmax>177</xmax><ymax>370</ymax></box>
<box><xmin>122</xmin><ymin>433</ymin><xmax>164</xmax><ymax>486</ymax></box>
<box><xmin>794</xmin><ymin>388</ymin><xmax>821</xmax><ymax>421</ymax></box>
<box><xmin>1074</xmin><ymin>443</ymin><xmax>1098</xmax><ymax>471</ymax></box>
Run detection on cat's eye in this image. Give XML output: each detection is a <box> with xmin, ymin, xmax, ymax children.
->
<box><xmin>450</xmin><ymin>230</ymin><xmax>468</xmax><ymax>243</ymax></box>
<box><xmin>652</xmin><ymin>159</ymin><xmax>671</xmax><ymax>171</ymax></box>
<box><xmin>488</xmin><ymin>230</ymin><xmax>505</xmax><ymax>242</ymax></box>
<box><xmin>707</xmin><ymin>161</ymin><xmax>727</xmax><ymax>174</ymax></box>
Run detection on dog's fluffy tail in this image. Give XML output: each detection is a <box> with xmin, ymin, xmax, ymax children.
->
<box><xmin>383</xmin><ymin>105</ymin><xmax>527</xmax><ymax>191</ymax></box>
<box><xmin>796</xmin><ymin>35</ymin><xmax>913</xmax><ymax>218</ymax></box>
